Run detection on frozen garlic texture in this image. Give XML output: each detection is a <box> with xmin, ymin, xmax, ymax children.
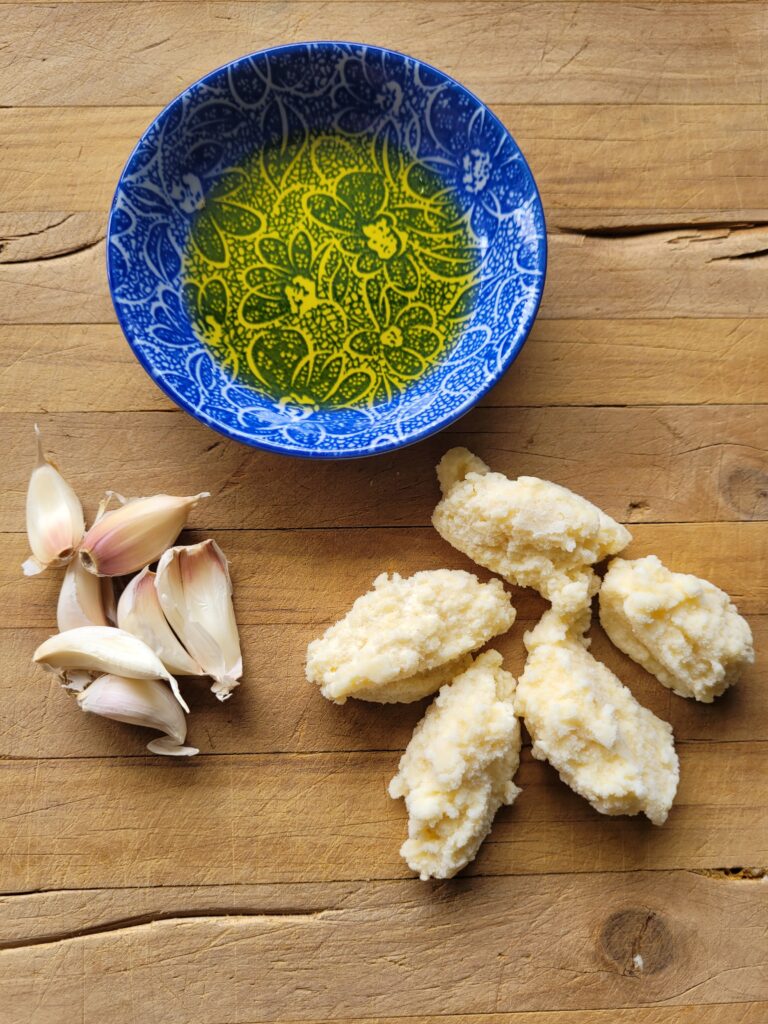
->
<box><xmin>23</xmin><ymin>426</ymin><xmax>84</xmax><ymax>577</ymax></box>
<box><xmin>77</xmin><ymin>674</ymin><xmax>198</xmax><ymax>756</ymax></box>
<box><xmin>389</xmin><ymin>650</ymin><xmax>521</xmax><ymax>880</ymax></box>
<box><xmin>515</xmin><ymin>610</ymin><xmax>679</xmax><ymax>825</ymax></box>
<box><xmin>118</xmin><ymin>567</ymin><xmax>203</xmax><ymax>678</ymax></box>
<box><xmin>80</xmin><ymin>492</ymin><xmax>209</xmax><ymax>577</ymax></box>
<box><xmin>432</xmin><ymin>448</ymin><xmax>631</xmax><ymax>614</ymax></box>
<box><xmin>306</xmin><ymin>569</ymin><xmax>516</xmax><ymax>704</ymax></box>
<box><xmin>156</xmin><ymin>540</ymin><xmax>242</xmax><ymax>700</ymax></box>
<box><xmin>33</xmin><ymin>626</ymin><xmax>189</xmax><ymax>712</ymax></box>
<box><xmin>600</xmin><ymin>555</ymin><xmax>754</xmax><ymax>702</ymax></box>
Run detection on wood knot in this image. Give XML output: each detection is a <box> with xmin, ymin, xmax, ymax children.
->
<box><xmin>599</xmin><ymin>908</ymin><xmax>673</xmax><ymax>975</ymax></box>
<box><xmin>723</xmin><ymin>466</ymin><xmax>768</xmax><ymax>520</ymax></box>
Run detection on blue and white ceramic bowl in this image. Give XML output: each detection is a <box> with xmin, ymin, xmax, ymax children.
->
<box><xmin>107</xmin><ymin>42</ymin><xmax>546</xmax><ymax>458</ymax></box>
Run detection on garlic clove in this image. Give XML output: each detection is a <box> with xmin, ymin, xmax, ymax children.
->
<box><xmin>24</xmin><ymin>425</ymin><xmax>84</xmax><ymax>576</ymax></box>
<box><xmin>117</xmin><ymin>567</ymin><xmax>204</xmax><ymax>677</ymax></box>
<box><xmin>101</xmin><ymin>577</ymin><xmax>118</xmax><ymax>625</ymax></box>
<box><xmin>79</xmin><ymin>492</ymin><xmax>209</xmax><ymax>577</ymax></box>
<box><xmin>57</xmin><ymin>558</ymin><xmax>110</xmax><ymax>631</ymax></box>
<box><xmin>33</xmin><ymin>625</ymin><xmax>190</xmax><ymax>712</ymax></box>
<box><xmin>77</xmin><ymin>674</ymin><xmax>198</xmax><ymax>757</ymax></box>
<box><xmin>156</xmin><ymin>540</ymin><xmax>242</xmax><ymax>701</ymax></box>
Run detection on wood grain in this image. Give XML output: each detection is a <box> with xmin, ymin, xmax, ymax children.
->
<box><xmin>2</xmin><ymin>742</ymin><xmax>767</xmax><ymax>892</ymax></box>
<box><xmin>1</xmin><ymin>874</ymin><xmax>766</xmax><ymax>1022</ymax></box>
<box><xmin>544</xmin><ymin>227</ymin><xmax>768</xmax><ymax>319</ymax></box>
<box><xmin>3</xmin><ymin>615</ymin><xmax>766</xmax><ymax>760</ymax></box>
<box><xmin>3</xmin><ymin>2</ymin><xmax>765</xmax><ymax>106</ymax></box>
<box><xmin>2</xmin><ymin>1</ymin><xmax>767</xmax><ymax>1018</ymax></box>
<box><xmin>3</xmin><ymin>105</ymin><xmax>767</xmax><ymax>214</ymax></box>
<box><xmin>5</xmin><ymin>407</ymin><xmax>766</xmax><ymax>530</ymax></box>
<box><xmin>2</xmin><ymin>319</ymin><xmax>767</xmax><ymax>412</ymax></box>
<box><xmin>4</xmin><ymin>219</ymin><xmax>768</xmax><ymax>323</ymax></box>
<box><xmin>8</xmin><ymin>525</ymin><xmax>768</xmax><ymax>624</ymax></box>
<box><xmin>7</xmin><ymin>523</ymin><xmax>768</xmax><ymax>629</ymax></box>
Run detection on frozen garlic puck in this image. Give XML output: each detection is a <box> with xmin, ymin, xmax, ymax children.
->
<box><xmin>306</xmin><ymin>569</ymin><xmax>515</xmax><ymax>704</ymax></box>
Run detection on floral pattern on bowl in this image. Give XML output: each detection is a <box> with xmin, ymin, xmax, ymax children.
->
<box><xmin>107</xmin><ymin>42</ymin><xmax>547</xmax><ymax>458</ymax></box>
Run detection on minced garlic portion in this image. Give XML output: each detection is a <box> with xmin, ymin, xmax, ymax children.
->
<box><xmin>515</xmin><ymin>610</ymin><xmax>679</xmax><ymax>825</ymax></box>
<box><xmin>432</xmin><ymin>448</ymin><xmax>631</xmax><ymax>614</ymax></box>
<box><xmin>306</xmin><ymin>570</ymin><xmax>515</xmax><ymax>704</ymax></box>
<box><xmin>389</xmin><ymin>650</ymin><xmax>521</xmax><ymax>880</ymax></box>
<box><xmin>600</xmin><ymin>555</ymin><xmax>754</xmax><ymax>703</ymax></box>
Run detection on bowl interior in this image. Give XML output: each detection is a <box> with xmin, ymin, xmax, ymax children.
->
<box><xmin>108</xmin><ymin>42</ymin><xmax>546</xmax><ymax>456</ymax></box>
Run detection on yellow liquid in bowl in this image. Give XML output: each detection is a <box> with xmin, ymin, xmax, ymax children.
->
<box><xmin>181</xmin><ymin>132</ymin><xmax>479</xmax><ymax>410</ymax></box>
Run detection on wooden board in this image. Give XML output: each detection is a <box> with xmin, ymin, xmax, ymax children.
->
<box><xmin>4</xmin><ymin>213</ymin><xmax>768</xmax><ymax>323</ymax></box>
<box><xmin>2</xmin><ymin>875</ymin><xmax>767</xmax><ymax>1020</ymax></box>
<box><xmin>2</xmin><ymin>3</ymin><xmax>766</xmax><ymax>106</ymax></box>
<box><xmin>2</xmin><ymin>3</ymin><xmax>767</xmax><ymax>1022</ymax></box>
<box><xmin>2</xmin><ymin>319</ymin><xmax>768</xmax><ymax>411</ymax></box>
<box><xmin>4</xmin><ymin>106</ymin><xmax>768</xmax><ymax>213</ymax></box>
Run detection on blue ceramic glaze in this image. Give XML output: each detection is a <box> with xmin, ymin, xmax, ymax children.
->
<box><xmin>107</xmin><ymin>42</ymin><xmax>547</xmax><ymax>458</ymax></box>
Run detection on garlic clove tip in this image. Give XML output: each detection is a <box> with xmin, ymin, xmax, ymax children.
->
<box><xmin>147</xmin><ymin>737</ymin><xmax>199</xmax><ymax>757</ymax></box>
<box><xmin>211</xmin><ymin>676</ymin><xmax>240</xmax><ymax>701</ymax></box>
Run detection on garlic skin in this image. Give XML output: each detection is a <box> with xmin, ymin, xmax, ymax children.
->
<box><xmin>156</xmin><ymin>540</ymin><xmax>242</xmax><ymax>700</ymax></box>
<box><xmin>63</xmin><ymin>670</ymin><xmax>93</xmax><ymax>693</ymax></box>
<box><xmin>57</xmin><ymin>558</ymin><xmax>110</xmax><ymax>631</ymax></box>
<box><xmin>117</xmin><ymin>567</ymin><xmax>203</xmax><ymax>677</ymax></box>
<box><xmin>33</xmin><ymin>625</ymin><xmax>190</xmax><ymax>712</ymax></box>
<box><xmin>77</xmin><ymin>674</ymin><xmax>198</xmax><ymax>756</ymax></box>
<box><xmin>79</xmin><ymin>492</ymin><xmax>209</xmax><ymax>577</ymax></box>
<box><xmin>24</xmin><ymin>425</ymin><xmax>84</xmax><ymax>576</ymax></box>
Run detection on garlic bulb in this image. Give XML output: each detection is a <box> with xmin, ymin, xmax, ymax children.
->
<box><xmin>79</xmin><ymin>492</ymin><xmax>209</xmax><ymax>577</ymax></box>
<box><xmin>57</xmin><ymin>557</ymin><xmax>110</xmax><ymax>631</ymax></box>
<box><xmin>156</xmin><ymin>540</ymin><xmax>242</xmax><ymax>700</ymax></box>
<box><xmin>23</xmin><ymin>425</ymin><xmax>84</xmax><ymax>576</ymax></box>
<box><xmin>33</xmin><ymin>625</ymin><xmax>189</xmax><ymax>712</ymax></box>
<box><xmin>117</xmin><ymin>567</ymin><xmax>203</xmax><ymax>677</ymax></box>
<box><xmin>77</xmin><ymin>674</ymin><xmax>198</xmax><ymax>756</ymax></box>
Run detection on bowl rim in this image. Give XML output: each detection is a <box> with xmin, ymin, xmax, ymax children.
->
<box><xmin>107</xmin><ymin>40</ymin><xmax>547</xmax><ymax>459</ymax></box>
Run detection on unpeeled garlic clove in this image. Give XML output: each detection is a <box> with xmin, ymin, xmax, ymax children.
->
<box><xmin>57</xmin><ymin>557</ymin><xmax>110</xmax><ymax>631</ymax></box>
<box><xmin>77</xmin><ymin>674</ymin><xmax>198</xmax><ymax>756</ymax></box>
<box><xmin>33</xmin><ymin>625</ymin><xmax>190</xmax><ymax>712</ymax></box>
<box><xmin>117</xmin><ymin>567</ymin><xmax>204</xmax><ymax>677</ymax></box>
<box><xmin>79</xmin><ymin>492</ymin><xmax>209</xmax><ymax>577</ymax></box>
<box><xmin>156</xmin><ymin>540</ymin><xmax>242</xmax><ymax>701</ymax></box>
<box><xmin>24</xmin><ymin>425</ymin><xmax>84</xmax><ymax>577</ymax></box>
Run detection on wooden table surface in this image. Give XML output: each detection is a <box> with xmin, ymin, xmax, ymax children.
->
<box><xmin>2</xmin><ymin>3</ymin><xmax>767</xmax><ymax>1022</ymax></box>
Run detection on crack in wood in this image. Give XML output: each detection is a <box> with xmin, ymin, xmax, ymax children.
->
<box><xmin>0</xmin><ymin>907</ymin><xmax>332</xmax><ymax>952</ymax></box>
<box><xmin>0</xmin><ymin>736</ymin><xmax>759</xmax><ymax>765</ymax></box>
<box><xmin>708</xmin><ymin>248</ymin><xmax>768</xmax><ymax>263</ymax></box>
<box><xmin>0</xmin><ymin>235</ymin><xmax>104</xmax><ymax>266</ymax></box>
<box><xmin>692</xmin><ymin>866</ymin><xmax>767</xmax><ymax>881</ymax></box>
<box><xmin>133</xmin><ymin>35</ymin><xmax>172</xmax><ymax>54</ymax></box>
<box><xmin>1</xmin><ymin>866</ymin><xmax>763</xmax><ymax>906</ymax></box>
<box><xmin>556</xmin><ymin>220</ymin><xmax>768</xmax><ymax>240</ymax></box>
<box><xmin>0</xmin><ymin>213</ymin><xmax>74</xmax><ymax>244</ymax></box>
